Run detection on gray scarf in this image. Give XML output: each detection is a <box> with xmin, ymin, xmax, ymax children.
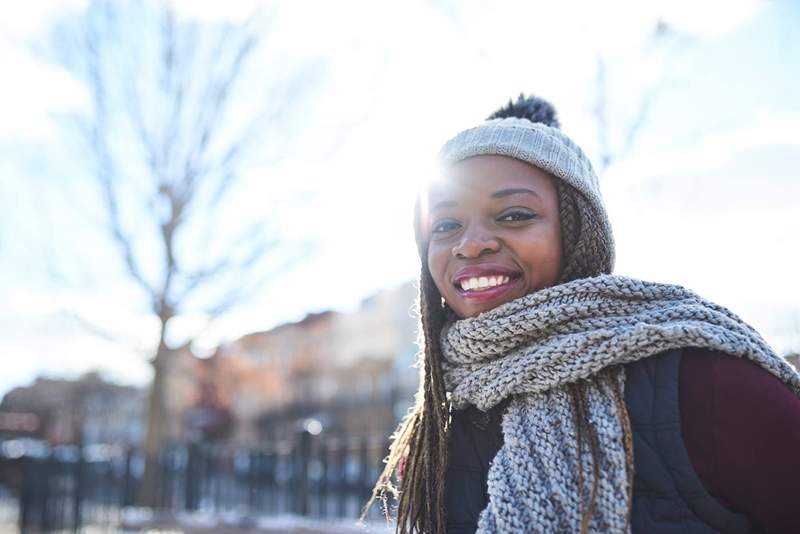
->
<box><xmin>441</xmin><ymin>274</ymin><xmax>800</xmax><ymax>533</ymax></box>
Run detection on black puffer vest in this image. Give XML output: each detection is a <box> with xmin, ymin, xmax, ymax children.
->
<box><xmin>444</xmin><ymin>349</ymin><xmax>757</xmax><ymax>533</ymax></box>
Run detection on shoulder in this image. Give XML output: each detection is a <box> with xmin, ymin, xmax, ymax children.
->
<box><xmin>679</xmin><ymin>347</ymin><xmax>800</xmax><ymax>410</ymax></box>
<box><xmin>679</xmin><ymin>347</ymin><xmax>800</xmax><ymax>533</ymax></box>
<box><xmin>678</xmin><ymin>346</ymin><xmax>800</xmax><ymax>464</ymax></box>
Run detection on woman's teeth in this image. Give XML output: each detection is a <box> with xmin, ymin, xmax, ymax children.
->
<box><xmin>459</xmin><ymin>275</ymin><xmax>511</xmax><ymax>291</ymax></box>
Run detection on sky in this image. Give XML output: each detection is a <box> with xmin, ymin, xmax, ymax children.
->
<box><xmin>1</xmin><ymin>0</ymin><xmax>799</xmax><ymax>396</ymax></box>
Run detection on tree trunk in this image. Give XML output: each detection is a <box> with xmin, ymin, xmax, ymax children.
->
<box><xmin>137</xmin><ymin>326</ymin><xmax>169</xmax><ymax>507</ymax></box>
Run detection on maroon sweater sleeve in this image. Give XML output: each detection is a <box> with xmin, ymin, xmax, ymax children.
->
<box><xmin>680</xmin><ymin>347</ymin><xmax>800</xmax><ymax>533</ymax></box>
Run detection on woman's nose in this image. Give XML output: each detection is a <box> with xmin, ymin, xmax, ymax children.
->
<box><xmin>452</xmin><ymin>227</ymin><xmax>500</xmax><ymax>259</ymax></box>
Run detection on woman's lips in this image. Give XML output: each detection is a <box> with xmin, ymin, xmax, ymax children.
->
<box><xmin>452</xmin><ymin>265</ymin><xmax>521</xmax><ymax>304</ymax></box>
<box><xmin>457</xmin><ymin>274</ymin><xmax>511</xmax><ymax>291</ymax></box>
<box><xmin>456</xmin><ymin>277</ymin><xmax>519</xmax><ymax>303</ymax></box>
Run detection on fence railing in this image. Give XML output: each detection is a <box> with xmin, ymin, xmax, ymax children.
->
<box><xmin>0</xmin><ymin>433</ymin><xmax>389</xmax><ymax>532</ymax></box>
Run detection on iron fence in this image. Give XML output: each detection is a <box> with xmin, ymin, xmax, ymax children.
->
<box><xmin>0</xmin><ymin>433</ymin><xmax>389</xmax><ymax>532</ymax></box>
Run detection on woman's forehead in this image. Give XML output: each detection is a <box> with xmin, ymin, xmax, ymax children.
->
<box><xmin>428</xmin><ymin>155</ymin><xmax>556</xmax><ymax>204</ymax></box>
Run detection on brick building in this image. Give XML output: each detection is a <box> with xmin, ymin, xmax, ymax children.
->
<box><xmin>159</xmin><ymin>282</ymin><xmax>419</xmax><ymax>448</ymax></box>
<box><xmin>0</xmin><ymin>372</ymin><xmax>146</xmax><ymax>446</ymax></box>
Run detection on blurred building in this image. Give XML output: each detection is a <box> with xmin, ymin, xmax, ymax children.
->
<box><xmin>241</xmin><ymin>282</ymin><xmax>418</xmax><ymax>446</ymax></box>
<box><xmin>0</xmin><ymin>372</ymin><xmax>146</xmax><ymax>446</ymax></box>
<box><xmin>161</xmin><ymin>282</ymin><xmax>419</xmax><ymax>448</ymax></box>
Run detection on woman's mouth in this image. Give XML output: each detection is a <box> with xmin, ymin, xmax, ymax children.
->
<box><xmin>452</xmin><ymin>267</ymin><xmax>521</xmax><ymax>304</ymax></box>
<box><xmin>457</xmin><ymin>275</ymin><xmax>511</xmax><ymax>292</ymax></box>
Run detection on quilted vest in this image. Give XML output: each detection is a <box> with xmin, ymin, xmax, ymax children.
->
<box><xmin>444</xmin><ymin>349</ymin><xmax>757</xmax><ymax>533</ymax></box>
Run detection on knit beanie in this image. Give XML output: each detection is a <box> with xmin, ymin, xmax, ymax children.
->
<box><xmin>439</xmin><ymin>95</ymin><xmax>615</xmax><ymax>281</ymax></box>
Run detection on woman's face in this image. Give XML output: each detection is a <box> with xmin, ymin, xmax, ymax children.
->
<box><xmin>424</xmin><ymin>155</ymin><xmax>562</xmax><ymax>318</ymax></box>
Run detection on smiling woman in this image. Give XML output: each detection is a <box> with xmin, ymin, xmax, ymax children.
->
<box><xmin>365</xmin><ymin>95</ymin><xmax>800</xmax><ymax>534</ymax></box>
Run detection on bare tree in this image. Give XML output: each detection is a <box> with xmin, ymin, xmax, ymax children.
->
<box><xmin>49</xmin><ymin>0</ymin><xmax>314</xmax><ymax>505</ymax></box>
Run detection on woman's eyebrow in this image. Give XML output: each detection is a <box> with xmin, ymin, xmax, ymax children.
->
<box><xmin>431</xmin><ymin>199</ymin><xmax>457</xmax><ymax>210</ymax></box>
<box><xmin>491</xmin><ymin>187</ymin><xmax>541</xmax><ymax>199</ymax></box>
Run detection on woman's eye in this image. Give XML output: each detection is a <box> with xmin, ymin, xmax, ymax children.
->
<box><xmin>498</xmin><ymin>210</ymin><xmax>536</xmax><ymax>222</ymax></box>
<box><xmin>431</xmin><ymin>219</ymin><xmax>461</xmax><ymax>234</ymax></box>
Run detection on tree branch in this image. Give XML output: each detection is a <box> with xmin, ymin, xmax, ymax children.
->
<box><xmin>83</xmin><ymin>7</ymin><xmax>157</xmax><ymax>304</ymax></box>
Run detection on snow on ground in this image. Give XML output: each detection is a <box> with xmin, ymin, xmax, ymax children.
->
<box><xmin>119</xmin><ymin>509</ymin><xmax>394</xmax><ymax>533</ymax></box>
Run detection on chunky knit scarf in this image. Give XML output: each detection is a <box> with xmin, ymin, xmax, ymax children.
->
<box><xmin>440</xmin><ymin>275</ymin><xmax>800</xmax><ymax>533</ymax></box>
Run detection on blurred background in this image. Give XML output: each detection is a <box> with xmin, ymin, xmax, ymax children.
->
<box><xmin>0</xmin><ymin>0</ymin><xmax>798</xmax><ymax>532</ymax></box>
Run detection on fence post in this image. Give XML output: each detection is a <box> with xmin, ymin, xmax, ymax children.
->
<box><xmin>295</xmin><ymin>430</ymin><xmax>311</xmax><ymax>516</ymax></box>
<box><xmin>122</xmin><ymin>449</ymin><xmax>136</xmax><ymax>508</ymax></box>
<box><xmin>335</xmin><ymin>438</ymin><xmax>347</xmax><ymax>518</ymax></box>
<box><xmin>265</xmin><ymin>448</ymin><xmax>276</xmax><ymax>514</ymax></box>
<box><xmin>248</xmin><ymin>450</ymin><xmax>259</xmax><ymax>511</ymax></box>
<box><xmin>318</xmin><ymin>439</ymin><xmax>328</xmax><ymax>519</ymax></box>
<box><xmin>159</xmin><ymin>447</ymin><xmax>171</xmax><ymax>509</ymax></box>
<box><xmin>73</xmin><ymin>446</ymin><xmax>84</xmax><ymax>533</ymax></box>
<box><xmin>359</xmin><ymin>436</ymin><xmax>370</xmax><ymax>502</ymax></box>
<box><xmin>18</xmin><ymin>456</ymin><xmax>33</xmax><ymax>533</ymax></box>
<box><xmin>40</xmin><ymin>455</ymin><xmax>52</xmax><ymax>532</ymax></box>
<box><xmin>185</xmin><ymin>442</ymin><xmax>200</xmax><ymax>512</ymax></box>
<box><xmin>103</xmin><ymin>458</ymin><xmax>115</xmax><ymax>526</ymax></box>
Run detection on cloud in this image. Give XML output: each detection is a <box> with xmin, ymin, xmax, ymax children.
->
<box><xmin>655</xmin><ymin>0</ymin><xmax>764</xmax><ymax>37</ymax></box>
<box><xmin>604</xmin><ymin>114</ymin><xmax>800</xmax><ymax>343</ymax></box>
<box><xmin>165</xmin><ymin>0</ymin><xmax>261</xmax><ymax>22</ymax></box>
<box><xmin>606</xmin><ymin>110</ymin><xmax>800</xmax><ymax>186</ymax></box>
<box><xmin>0</xmin><ymin>46</ymin><xmax>88</xmax><ymax>141</ymax></box>
<box><xmin>0</xmin><ymin>0</ymin><xmax>89</xmax><ymax>140</ymax></box>
<box><xmin>0</xmin><ymin>0</ymin><xmax>87</xmax><ymax>38</ymax></box>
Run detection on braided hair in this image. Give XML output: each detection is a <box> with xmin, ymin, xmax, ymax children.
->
<box><xmin>365</xmin><ymin>95</ymin><xmax>633</xmax><ymax>533</ymax></box>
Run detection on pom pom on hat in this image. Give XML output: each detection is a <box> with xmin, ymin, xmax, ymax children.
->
<box><xmin>487</xmin><ymin>93</ymin><xmax>560</xmax><ymax>128</ymax></box>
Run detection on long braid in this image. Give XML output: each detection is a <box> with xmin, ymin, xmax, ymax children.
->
<box><xmin>394</xmin><ymin>264</ymin><xmax>449</xmax><ymax>533</ymax></box>
<box><xmin>605</xmin><ymin>368</ymin><xmax>636</xmax><ymax>530</ymax></box>
<box><xmin>555</xmin><ymin>180</ymin><xmax>613</xmax><ymax>282</ymax></box>
<box><xmin>569</xmin><ymin>382</ymin><xmax>600</xmax><ymax>534</ymax></box>
<box><xmin>365</xmin><ymin>202</ymin><xmax>450</xmax><ymax>533</ymax></box>
<box><xmin>558</xmin><ymin>181</ymin><xmax>634</xmax><ymax>530</ymax></box>
<box><xmin>420</xmin><ymin>265</ymin><xmax>450</xmax><ymax>531</ymax></box>
<box><xmin>569</xmin><ymin>384</ymin><xmax>586</xmax><ymax>529</ymax></box>
<box><xmin>541</xmin><ymin>105</ymin><xmax>630</xmax><ymax>525</ymax></box>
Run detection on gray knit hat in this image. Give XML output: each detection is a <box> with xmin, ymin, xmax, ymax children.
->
<box><xmin>439</xmin><ymin>113</ymin><xmax>615</xmax><ymax>278</ymax></box>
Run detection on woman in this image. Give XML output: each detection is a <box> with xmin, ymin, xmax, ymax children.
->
<box><xmin>367</xmin><ymin>95</ymin><xmax>800</xmax><ymax>533</ymax></box>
